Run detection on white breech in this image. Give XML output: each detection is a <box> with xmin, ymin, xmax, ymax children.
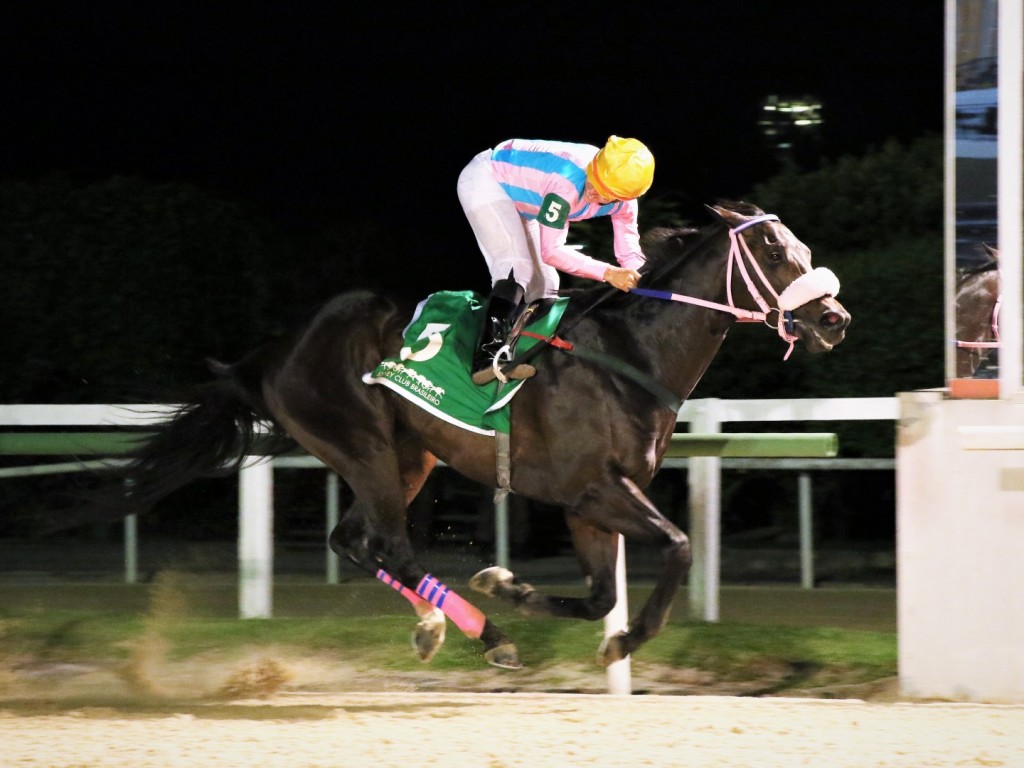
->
<box><xmin>457</xmin><ymin>150</ymin><xmax>560</xmax><ymax>303</ymax></box>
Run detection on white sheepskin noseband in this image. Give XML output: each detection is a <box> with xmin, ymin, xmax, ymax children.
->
<box><xmin>777</xmin><ymin>267</ymin><xmax>840</xmax><ymax>311</ymax></box>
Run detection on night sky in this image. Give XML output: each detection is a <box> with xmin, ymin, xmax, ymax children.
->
<box><xmin>2</xmin><ymin>2</ymin><xmax>945</xmax><ymax>275</ymax></box>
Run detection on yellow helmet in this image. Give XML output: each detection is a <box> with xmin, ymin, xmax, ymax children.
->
<box><xmin>586</xmin><ymin>136</ymin><xmax>655</xmax><ymax>201</ymax></box>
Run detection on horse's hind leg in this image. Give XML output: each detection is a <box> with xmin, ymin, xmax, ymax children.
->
<box><xmin>316</xmin><ymin>427</ymin><xmax>522</xmax><ymax>669</ymax></box>
<box><xmin>324</xmin><ymin>442</ymin><xmax>451</xmax><ymax>662</ymax></box>
<box><xmin>265</xmin><ymin>297</ymin><xmax>521</xmax><ymax>668</ymax></box>
<box><xmin>328</xmin><ymin>437</ymin><xmax>436</xmax><ymax>575</ymax></box>
<box><xmin>331</xmin><ymin>496</ymin><xmax>447</xmax><ymax>663</ymax></box>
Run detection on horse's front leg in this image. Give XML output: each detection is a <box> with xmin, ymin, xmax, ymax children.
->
<box><xmin>470</xmin><ymin>515</ymin><xmax>619</xmax><ymax>622</ymax></box>
<box><xmin>471</xmin><ymin>478</ymin><xmax>691</xmax><ymax>665</ymax></box>
<box><xmin>595</xmin><ymin>478</ymin><xmax>691</xmax><ymax>664</ymax></box>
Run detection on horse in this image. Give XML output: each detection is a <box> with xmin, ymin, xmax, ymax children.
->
<box><xmin>92</xmin><ymin>201</ymin><xmax>850</xmax><ymax>670</ymax></box>
<box><xmin>955</xmin><ymin>245</ymin><xmax>1000</xmax><ymax>377</ymax></box>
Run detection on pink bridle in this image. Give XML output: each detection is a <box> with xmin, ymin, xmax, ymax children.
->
<box><xmin>632</xmin><ymin>214</ymin><xmax>840</xmax><ymax>360</ymax></box>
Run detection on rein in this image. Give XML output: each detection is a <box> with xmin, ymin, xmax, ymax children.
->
<box><xmin>501</xmin><ymin>212</ymin><xmax>841</xmax><ymax>408</ymax></box>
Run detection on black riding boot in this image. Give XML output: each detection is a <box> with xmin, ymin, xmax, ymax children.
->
<box><xmin>471</xmin><ymin>278</ymin><xmax>536</xmax><ymax>385</ymax></box>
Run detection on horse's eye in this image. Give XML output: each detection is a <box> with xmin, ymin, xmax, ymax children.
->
<box><xmin>769</xmin><ymin>250</ymin><xmax>784</xmax><ymax>263</ymax></box>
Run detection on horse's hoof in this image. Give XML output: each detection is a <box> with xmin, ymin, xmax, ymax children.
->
<box><xmin>597</xmin><ymin>632</ymin><xmax>629</xmax><ymax>667</ymax></box>
<box><xmin>411</xmin><ymin>608</ymin><xmax>446</xmax><ymax>663</ymax></box>
<box><xmin>469</xmin><ymin>566</ymin><xmax>514</xmax><ymax>597</ymax></box>
<box><xmin>484</xmin><ymin>643</ymin><xmax>523</xmax><ymax>670</ymax></box>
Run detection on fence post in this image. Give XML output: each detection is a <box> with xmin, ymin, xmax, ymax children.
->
<box><xmin>688</xmin><ymin>398</ymin><xmax>722</xmax><ymax>621</ymax></box>
<box><xmin>124</xmin><ymin>513</ymin><xmax>138</xmax><ymax>585</ymax></box>
<box><xmin>238</xmin><ymin>459</ymin><xmax>273</xmax><ymax>618</ymax></box>
<box><xmin>123</xmin><ymin>477</ymin><xmax>138</xmax><ymax>585</ymax></box>
<box><xmin>494</xmin><ymin>493</ymin><xmax>510</xmax><ymax>570</ymax></box>
<box><xmin>603</xmin><ymin>534</ymin><xmax>631</xmax><ymax>694</ymax></box>
<box><xmin>326</xmin><ymin>472</ymin><xmax>340</xmax><ymax>585</ymax></box>
<box><xmin>798</xmin><ymin>472</ymin><xmax>815</xmax><ymax>588</ymax></box>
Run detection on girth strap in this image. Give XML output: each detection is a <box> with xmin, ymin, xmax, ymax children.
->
<box><xmin>519</xmin><ymin>331</ymin><xmax>683</xmax><ymax>413</ymax></box>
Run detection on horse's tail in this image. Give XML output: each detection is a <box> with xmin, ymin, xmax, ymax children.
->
<box><xmin>44</xmin><ymin>348</ymin><xmax>295</xmax><ymax>532</ymax></box>
<box><xmin>122</xmin><ymin>363</ymin><xmax>292</xmax><ymax>513</ymax></box>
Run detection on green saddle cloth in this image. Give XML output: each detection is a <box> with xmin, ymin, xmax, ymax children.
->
<box><xmin>362</xmin><ymin>290</ymin><xmax>568</xmax><ymax>435</ymax></box>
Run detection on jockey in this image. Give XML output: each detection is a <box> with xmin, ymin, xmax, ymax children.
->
<box><xmin>458</xmin><ymin>135</ymin><xmax>655</xmax><ymax>384</ymax></box>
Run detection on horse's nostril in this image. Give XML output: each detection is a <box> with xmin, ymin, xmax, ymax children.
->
<box><xmin>821</xmin><ymin>311</ymin><xmax>844</xmax><ymax>328</ymax></box>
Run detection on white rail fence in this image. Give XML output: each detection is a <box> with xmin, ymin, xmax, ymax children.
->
<box><xmin>0</xmin><ymin>398</ymin><xmax>898</xmax><ymax>622</ymax></box>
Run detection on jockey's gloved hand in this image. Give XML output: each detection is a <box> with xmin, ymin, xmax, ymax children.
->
<box><xmin>604</xmin><ymin>266</ymin><xmax>640</xmax><ymax>292</ymax></box>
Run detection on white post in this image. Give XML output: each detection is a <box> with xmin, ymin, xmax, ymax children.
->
<box><xmin>122</xmin><ymin>478</ymin><xmax>138</xmax><ymax>584</ymax></box>
<box><xmin>494</xmin><ymin>493</ymin><xmax>510</xmax><ymax>570</ymax></box>
<box><xmin>603</xmin><ymin>534</ymin><xmax>631</xmax><ymax>695</ymax></box>
<box><xmin>124</xmin><ymin>513</ymin><xmax>138</xmax><ymax>585</ymax></box>
<box><xmin>238</xmin><ymin>459</ymin><xmax>273</xmax><ymax>618</ymax></box>
<box><xmin>798</xmin><ymin>472</ymin><xmax>814</xmax><ymax>589</ymax></box>
<box><xmin>688</xmin><ymin>399</ymin><xmax>721</xmax><ymax>621</ymax></box>
<box><xmin>998</xmin><ymin>0</ymin><xmax>1024</xmax><ymax>398</ymax></box>
<box><xmin>943</xmin><ymin>0</ymin><xmax>958</xmax><ymax>383</ymax></box>
<box><xmin>326</xmin><ymin>472</ymin><xmax>340</xmax><ymax>585</ymax></box>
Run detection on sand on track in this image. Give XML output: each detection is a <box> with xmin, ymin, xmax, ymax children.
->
<box><xmin>2</xmin><ymin>692</ymin><xmax>1022</xmax><ymax>768</ymax></box>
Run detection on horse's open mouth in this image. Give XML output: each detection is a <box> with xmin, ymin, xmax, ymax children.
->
<box><xmin>795</xmin><ymin>307</ymin><xmax>850</xmax><ymax>353</ymax></box>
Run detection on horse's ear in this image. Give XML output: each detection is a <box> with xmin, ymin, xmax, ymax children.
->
<box><xmin>705</xmin><ymin>202</ymin><xmax>745</xmax><ymax>228</ymax></box>
<box><xmin>705</xmin><ymin>203</ymin><xmax>725</xmax><ymax>222</ymax></box>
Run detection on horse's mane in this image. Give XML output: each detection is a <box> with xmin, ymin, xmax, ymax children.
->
<box><xmin>959</xmin><ymin>258</ymin><xmax>999</xmax><ymax>277</ymax></box>
<box><xmin>641</xmin><ymin>225</ymin><xmax>702</xmax><ymax>260</ymax></box>
<box><xmin>554</xmin><ymin>225</ymin><xmax>703</xmax><ymax>306</ymax></box>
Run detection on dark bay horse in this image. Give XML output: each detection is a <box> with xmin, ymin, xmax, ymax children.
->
<box><xmin>101</xmin><ymin>201</ymin><xmax>850</xmax><ymax>669</ymax></box>
<box><xmin>955</xmin><ymin>246</ymin><xmax>1000</xmax><ymax>377</ymax></box>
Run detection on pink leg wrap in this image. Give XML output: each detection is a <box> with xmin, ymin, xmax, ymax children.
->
<box><xmin>376</xmin><ymin>569</ymin><xmax>430</xmax><ymax>610</ymax></box>
<box><xmin>414</xmin><ymin>574</ymin><xmax>486</xmax><ymax>639</ymax></box>
<box><xmin>376</xmin><ymin>570</ymin><xmax>486</xmax><ymax>638</ymax></box>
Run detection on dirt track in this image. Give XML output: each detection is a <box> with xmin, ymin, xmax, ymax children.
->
<box><xmin>2</xmin><ymin>692</ymin><xmax>1023</xmax><ymax>768</ymax></box>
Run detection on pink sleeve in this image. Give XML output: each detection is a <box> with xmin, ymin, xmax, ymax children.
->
<box><xmin>536</xmin><ymin>200</ymin><xmax>647</xmax><ymax>282</ymax></box>
<box><xmin>537</xmin><ymin>226</ymin><xmax>612</xmax><ymax>282</ymax></box>
<box><xmin>610</xmin><ymin>201</ymin><xmax>646</xmax><ymax>271</ymax></box>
